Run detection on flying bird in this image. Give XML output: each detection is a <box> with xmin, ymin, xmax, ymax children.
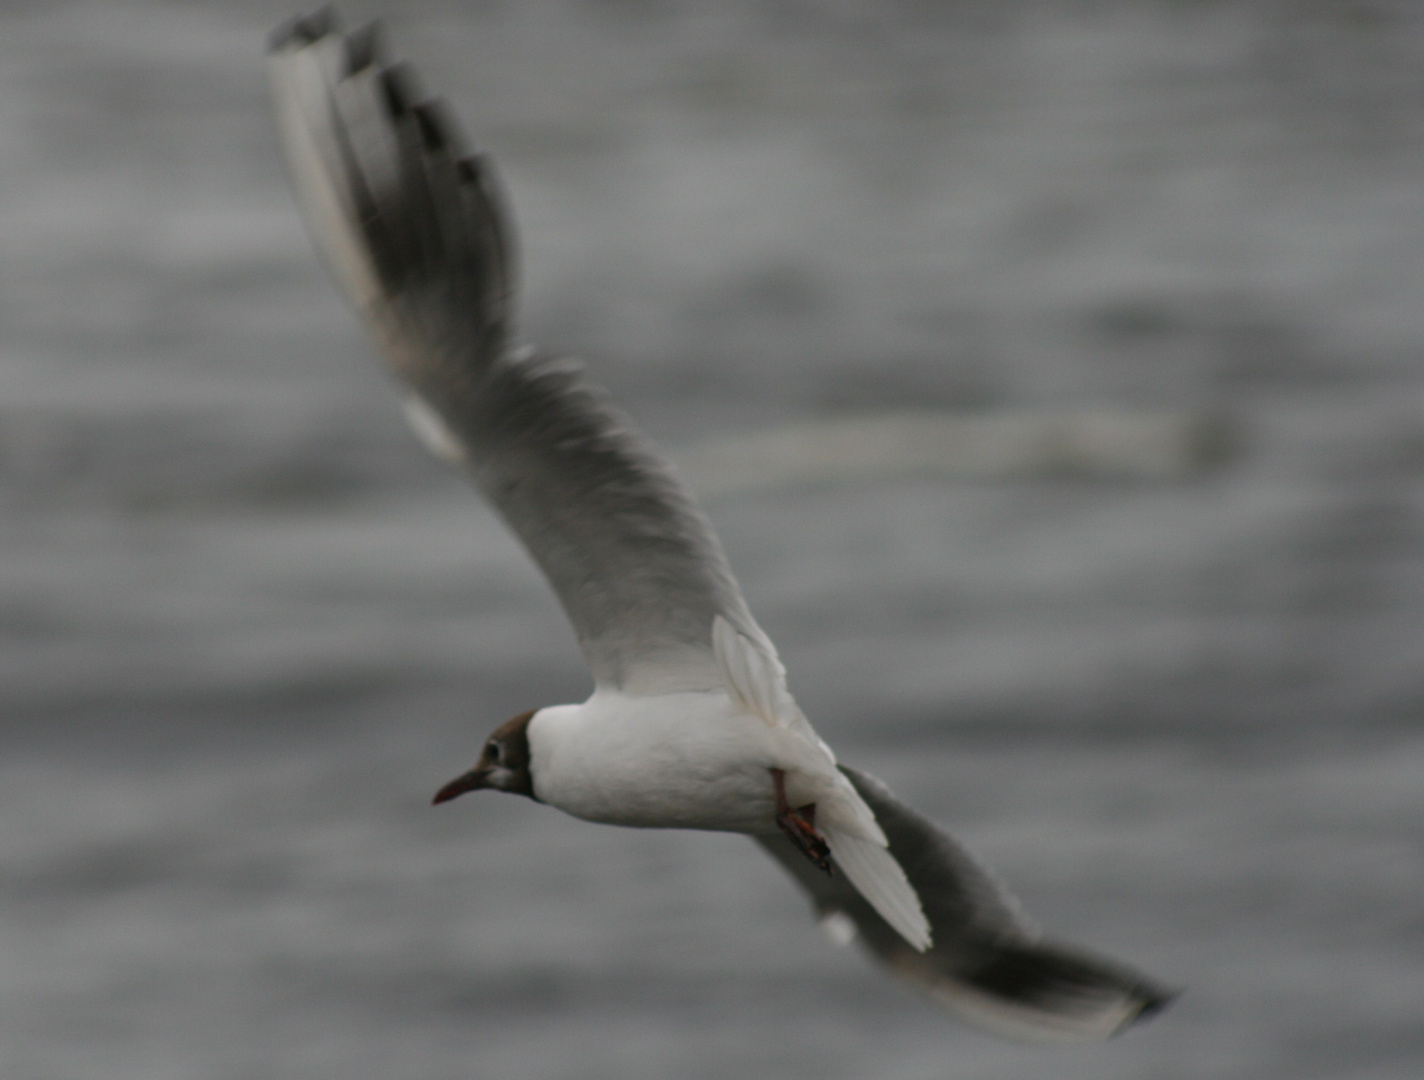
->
<box><xmin>267</xmin><ymin>9</ymin><xmax>1175</xmax><ymax>1041</ymax></box>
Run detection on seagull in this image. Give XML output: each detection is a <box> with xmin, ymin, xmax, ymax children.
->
<box><xmin>268</xmin><ymin>10</ymin><xmax>1175</xmax><ymax>1041</ymax></box>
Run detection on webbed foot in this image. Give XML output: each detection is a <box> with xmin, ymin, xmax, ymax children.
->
<box><xmin>771</xmin><ymin>768</ymin><xmax>833</xmax><ymax>874</ymax></box>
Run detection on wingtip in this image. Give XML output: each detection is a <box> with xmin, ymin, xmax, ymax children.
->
<box><xmin>268</xmin><ymin>9</ymin><xmax>390</xmax><ymax>80</ymax></box>
<box><xmin>412</xmin><ymin>98</ymin><xmax>469</xmax><ymax>157</ymax></box>
<box><xmin>1116</xmin><ymin>982</ymin><xmax>1182</xmax><ymax>1034</ymax></box>
<box><xmin>342</xmin><ymin>20</ymin><xmax>387</xmax><ymax>76</ymax></box>
<box><xmin>268</xmin><ymin>6</ymin><xmax>339</xmax><ymax>55</ymax></box>
<box><xmin>454</xmin><ymin>155</ymin><xmax>487</xmax><ymax>187</ymax></box>
<box><xmin>379</xmin><ymin>62</ymin><xmax>425</xmax><ymax>120</ymax></box>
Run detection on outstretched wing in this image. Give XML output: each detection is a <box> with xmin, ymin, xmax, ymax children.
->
<box><xmin>756</xmin><ymin>766</ymin><xmax>1177</xmax><ymax>1041</ymax></box>
<box><xmin>267</xmin><ymin>11</ymin><xmax>763</xmax><ymax>694</ymax></box>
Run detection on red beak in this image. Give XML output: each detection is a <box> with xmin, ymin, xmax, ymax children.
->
<box><xmin>432</xmin><ymin>768</ymin><xmax>488</xmax><ymax>805</ymax></box>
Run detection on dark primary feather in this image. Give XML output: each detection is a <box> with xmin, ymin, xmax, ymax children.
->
<box><xmin>268</xmin><ymin>14</ymin><xmax>761</xmax><ymax>690</ymax></box>
<box><xmin>755</xmin><ymin>767</ymin><xmax>1177</xmax><ymax>1040</ymax></box>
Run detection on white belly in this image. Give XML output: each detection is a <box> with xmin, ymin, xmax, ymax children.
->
<box><xmin>526</xmin><ymin>690</ymin><xmax>787</xmax><ymax>834</ymax></box>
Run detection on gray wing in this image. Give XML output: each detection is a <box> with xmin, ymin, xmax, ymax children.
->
<box><xmin>756</xmin><ymin>766</ymin><xmax>1177</xmax><ymax>1042</ymax></box>
<box><xmin>268</xmin><ymin>12</ymin><xmax>760</xmax><ymax>692</ymax></box>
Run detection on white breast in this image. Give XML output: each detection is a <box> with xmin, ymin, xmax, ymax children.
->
<box><xmin>526</xmin><ymin>689</ymin><xmax>789</xmax><ymax>834</ymax></box>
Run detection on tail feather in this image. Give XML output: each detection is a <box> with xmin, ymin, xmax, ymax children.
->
<box><xmin>823</xmin><ymin>826</ymin><xmax>932</xmax><ymax>953</ymax></box>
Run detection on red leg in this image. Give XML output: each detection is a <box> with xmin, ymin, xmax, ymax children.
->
<box><xmin>771</xmin><ymin>768</ymin><xmax>833</xmax><ymax>875</ymax></box>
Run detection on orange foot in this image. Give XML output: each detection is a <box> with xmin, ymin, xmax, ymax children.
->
<box><xmin>771</xmin><ymin>767</ymin><xmax>833</xmax><ymax>875</ymax></box>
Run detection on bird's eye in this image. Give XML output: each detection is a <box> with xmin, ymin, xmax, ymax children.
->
<box><xmin>488</xmin><ymin>741</ymin><xmax>504</xmax><ymax>765</ymax></box>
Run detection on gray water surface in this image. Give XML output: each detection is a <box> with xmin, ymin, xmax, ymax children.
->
<box><xmin>3</xmin><ymin>2</ymin><xmax>1423</xmax><ymax>1077</ymax></box>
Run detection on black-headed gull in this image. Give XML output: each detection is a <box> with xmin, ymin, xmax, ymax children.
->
<box><xmin>268</xmin><ymin>10</ymin><xmax>1175</xmax><ymax>1041</ymax></box>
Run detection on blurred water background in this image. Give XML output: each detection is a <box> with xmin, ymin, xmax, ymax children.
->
<box><xmin>3</xmin><ymin>1</ymin><xmax>1423</xmax><ymax>1077</ymax></box>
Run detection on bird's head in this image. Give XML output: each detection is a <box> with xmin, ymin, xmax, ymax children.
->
<box><xmin>432</xmin><ymin>709</ymin><xmax>538</xmax><ymax>803</ymax></box>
